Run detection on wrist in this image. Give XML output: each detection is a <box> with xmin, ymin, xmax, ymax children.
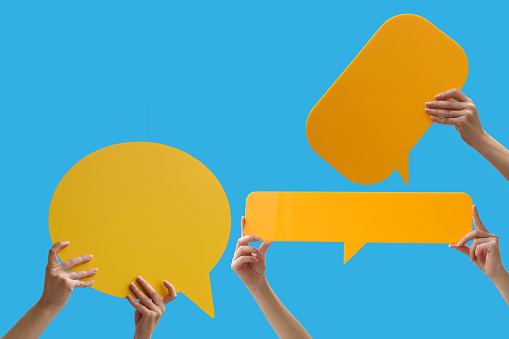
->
<box><xmin>33</xmin><ymin>299</ymin><xmax>62</xmax><ymax>318</ymax></box>
<box><xmin>471</xmin><ymin>130</ymin><xmax>491</xmax><ymax>152</ymax></box>
<box><xmin>247</xmin><ymin>278</ymin><xmax>270</xmax><ymax>297</ymax></box>
<box><xmin>488</xmin><ymin>267</ymin><xmax>509</xmax><ymax>285</ymax></box>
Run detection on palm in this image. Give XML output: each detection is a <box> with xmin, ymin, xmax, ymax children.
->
<box><xmin>134</xmin><ymin>310</ymin><xmax>142</xmax><ymax>326</ymax></box>
<box><xmin>239</xmin><ymin>259</ymin><xmax>266</xmax><ymax>287</ymax></box>
<box><xmin>475</xmin><ymin>248</ymin><xmax>502</xmax><ymax>278</ymax></box>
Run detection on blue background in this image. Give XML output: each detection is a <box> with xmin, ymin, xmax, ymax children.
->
<box><xmin>1</xmin><ymin>1</ymin><xmax>508</xmax><ymax>338</ymax></box>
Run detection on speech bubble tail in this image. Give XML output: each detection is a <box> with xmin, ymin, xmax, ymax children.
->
<box><xmin>343</xmin><ymin>241</ymin><xmax>366</xmax><ymax>264</ymax></box>
<box><xmin>397</xmin><ymin>154</ymin><xmax>409</xmax><ymax>184</ymax></box>
<box><xmin>180</xmin><ymin>273</ymin><xmax>215</xmax><ymax>318</ymax></box>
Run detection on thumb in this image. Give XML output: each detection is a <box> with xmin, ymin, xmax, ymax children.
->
<box><xmin>162</xmin><ymin>280</ymin><xmax>177</xmax><ymax>304</ymax></box>
<box><xmin>258</xmin><ymin>241</ymin><xmax>272</xmax><ymax>262</ymax></box>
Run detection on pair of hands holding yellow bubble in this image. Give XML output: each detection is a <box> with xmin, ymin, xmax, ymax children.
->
<box><xmin>2</xmin><ymin>241</ymin><xmax>176</xmax><ymax>339</ymax></box>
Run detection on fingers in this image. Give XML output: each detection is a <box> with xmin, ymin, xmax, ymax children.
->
<box><xmin>241</xmin><ymin>216</ymin><xmax>246</xmax><ymax>237</ymax></box>
<box><xmin>66</xmin><ymin>268</ymin><xmax>98</xmax><ymax>280</ymax></box>
<box><xmin>474</xmin><ymin>242</ymin><xmax>495</xmax><ymax>262</ymax></box>
<box><xmin>449</xmin><ymin>244</ymin><xmax>470</xmax><ymax>256</ymax></box>
<box><xmin>233</xmin><ymin>245</ymin><xmax>262</xmax><ymax>261</ymax></box>
<box><xmin>430</xmin><ymin>116</ymin><xmax>455</xmax><ymax>125</ymax></box>
<box><xmin>473</xmin><ymin>205</ymin><xmax>489</xmax><ymax>232</ymax></box>
<box><xmin>425</xmin><ymin>100</ymin><xmax>465</xmax><ymax>110</ymax></box>
<box><xmin>255</xmin><ymin>241</ymin><xmax>272</xmax><ymax>262</ymax></box>
<box><xmin>457</xmin><ymin>230</ymin><xmax>492</xmax><ymax>247</ymax></box>
<box><xmin>425</xmin><ymin>108</ymin><xmax>464</xmax><ymax>118</ymax></box>
<box><xmin>74</xmin><ymin>280</ymin><xmax>95</xmax><ymax>288</ymax></box>
<box><xmin>137</xmin><ymin>276</ymin><xmax>165</xmax><ymax>308</ymax></box>
<box><xmin>127</xmin><ymin>295</ymin><xmax>150</xmax><ymax>315</ymax></box>
<box><xmin>231</xmin><ymin>255</ymin><xmax>259</xmax><ymax>272</ymax></box>
<box><xmin>236</xmin><ymin>235</ymin><xmax>260</xmax><ymax>249</ymax></box>
<box><xmin>48</xmin><ymin>241</ymin><xmax>70</xmax><ymax>266</ymax></box>
<box><xmin>469</xmin><ymin>238</ymin><xmax>492</xmax><ymax>262</ymax></box>
<box><xmin>130</xmin><ymin>282</ymin><xmax>157</xmax><ymax>311</ymax></box>
<box><xmin>162</xmin><ymin>280</ymin><xmax>177</xmax><ymax>304</ymax></box>
<box><xmin>434</xmin><ymin>88</ymin><xmax>470</xmax><ymax>102</ymax></box>
<box><xmin>259</xmin><ymin>241</ymin><xmax>272</xmax><ymax>254</ymax></box>
<box><xmin>61</xmin><ymin>254</ymin><xmax>94</xmax><ymax>271</ymax></box>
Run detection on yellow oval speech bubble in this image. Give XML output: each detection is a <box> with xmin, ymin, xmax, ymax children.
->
<box><xmin>306</xmin><ymin>14</ymin><xmax>469</xmax><ymax>185</ymax></box>
<box><xmin>48</xmin><ymin>142</ymin><xmax>230</xmax><ymax>317</ymax></box>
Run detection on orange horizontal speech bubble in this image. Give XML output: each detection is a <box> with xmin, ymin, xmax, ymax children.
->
<box><xmin>306</xmin><ymin>14</ymin><xmax>469</xmax><ymax>185</ymax></box>
<box><xmin>245</xmin><ymin>192</ymin><xmax>472</xmax><ymax>263</ymax></box>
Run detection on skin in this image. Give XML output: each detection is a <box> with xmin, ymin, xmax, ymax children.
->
<box><xmin>2</xmin><ymin>241</ymin><xmax>97</xmax><ymax>339</ymax></box>
<box><xmin>231</xmin><ymin>217</ymin><xmax>312</xmax><ymax>339</ymax></box>
<box><xmin>450</xmin><ymin>205</ymin><xmax>509</xmax><ymax>306</ymax></box>
<box><xmin>425</xmin><ymin>88</ymin><xmax>509</xmax><ymax>182</ymax></box>
<box><xmin>126</xmin><ymin>276</ymin><xmax>177</xmax><ymax>339</ymax></box>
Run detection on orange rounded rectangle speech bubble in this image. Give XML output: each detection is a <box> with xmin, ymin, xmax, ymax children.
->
<box><xmin>245</xmin><ymin>192</ymin><xmax>472</xmax><ymax>263</ymax></box>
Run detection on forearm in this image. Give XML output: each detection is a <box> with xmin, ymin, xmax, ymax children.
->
<box><xmin>248</xmin><ymin>280</ymin><xmax>312</xmax><ymax>339</ymax></box>
<box><xmin>490</xmin><ymin>269</ymin><xmax>509</xmax><ymax>307</ymax></box>
<box><xmin>473</xmin><ymin>133</ymin><xmax>509</xmax><ymax>182</ymax></box>
<box><xmin>2</xmin><ymin>301</ymin><xmax>60</xmax><ymax>339</ymax></box>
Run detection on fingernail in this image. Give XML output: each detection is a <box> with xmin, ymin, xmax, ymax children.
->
<box><xmin>127</xmin><ymin>295</ymin><xmax>131</xmax><ymax>299</ymax></box>
<box><xmin>88</xmin><ymin>255</ymin><xmax>94</xmax><ymax>259</ymax></box>
<box><xmin>92</xmin><ymin>268</ymin><xmax>98</xmax><ymax>272</ymax></box>
<box><xmin>425</xmin><ymin>102</ymin><xmax>431</xmax><ymax>106</ymax></box>
<box><xmin>131</xmin><ymin>282</ymin><xmax>135</xmax><ymax>286</ymax></box>
<box><xmin>138</xmin><ymin>276</ymin><xmax>145</xmax><ymax>281</ymax></box>
<box><xmin>259</xmin><ymin>251</ymin><xmax>263</xmax><ymax>255</ymax></box>
<box><xmin>255</xmin><ymin>236</ymin><xmax>260</xmax><ymax>241</ymax></box>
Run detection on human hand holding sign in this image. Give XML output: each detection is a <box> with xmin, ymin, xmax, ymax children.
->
<box><xmin>127</xmin><ymin>276</ymin><xmax>177</xmax><ymax>339</ymax></box>
<box><xmin>425</xmin><ymin>88</ymin><xmax>486</xmax><ymax>147</ymax></box>
<box><xmin>2</xmin><ymin>241</ymin><xmax>97</xmax><ymax>339</ymax></box>
<box><xmin>450</xmin><ymin>205</ymin><xmax>509</xmax><ymax>307</ymax></box>
<box><xmin>231</xmin><ymin>217</ymin><xmax>272</xmax><ymax>290</ymax></box>
<box><xmin>232</xmin><ymin>217</ymin><xmax>312</xmax><ymax>339</ymax></box>
<box><xmin>426</xmin><ymin>88</ymin><xmax>509</xmax><ymax>182</ymax></box>
<box><xmin>40</xmin><ymin>241</ymin><xmax>97</xmax><ymax>311</ymax></box>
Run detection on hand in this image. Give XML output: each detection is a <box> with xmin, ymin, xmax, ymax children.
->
<box><xmin>39</xmin><ymin>241</ymin><xmax>97</xmax><ymax>311</ymax></box>
<box><xmin>425</xmin><ymin>88</ymin><xmax>487</xmax><ymax>148</ymax></box>
<box><xmin>231</xmin><ymin>216</ymin><xmax>272</xmax><ymax>290</ymax></box>
<box><xmin>127</xmin><ymin>276</ymin><xmax>177</xmax><ymax>339</ymax></box>
<box><xmin>450</xmin><ymin>205</ymin><xmax>506</xmax><ymax>280</ymax></box>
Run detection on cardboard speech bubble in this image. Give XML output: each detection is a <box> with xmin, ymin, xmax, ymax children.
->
<box><xmin>306</xmin><ymin>14</ymin><xmax>469</xmax><ymax>185</ymax></box>
<box><xmin>49</xmin><ymin>142</ymin><xmax>230</xmax><ymax>317</ymax></box>
<box><xmin>245</xmin><ymin>192</ymin><xmax>472</xmax><ymax>263</ymax></box>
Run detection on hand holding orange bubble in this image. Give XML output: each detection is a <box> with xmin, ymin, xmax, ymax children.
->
<box><xmin>425</xmin><ymin>88</ymin><xmax>486</xmax><ymax>147</ymax></box>
<box><xmin>450</xmin><ymin>205</ymin><xmax>506</xmax><ymax>280</ymax></box>
<box><xmin>231</xmin><ymin>216</ymin><xmax>272</xmax><ymax>290</ymax></box>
